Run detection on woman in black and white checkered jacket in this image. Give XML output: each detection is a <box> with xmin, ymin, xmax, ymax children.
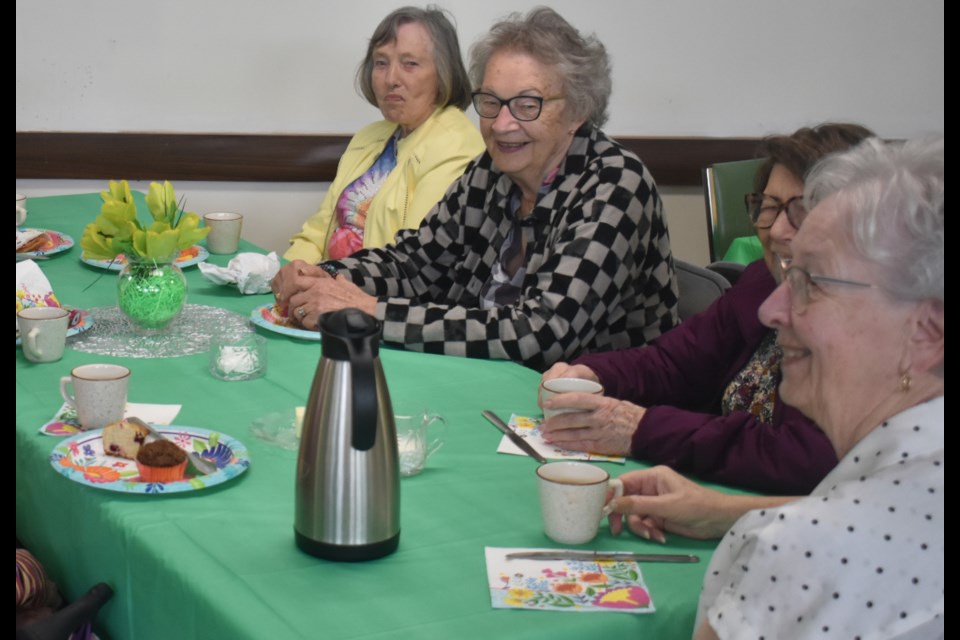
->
<box><xmin>273</xmin><ymin>8</ymin><xmax>679</xmax><ymax>371</ymax></box>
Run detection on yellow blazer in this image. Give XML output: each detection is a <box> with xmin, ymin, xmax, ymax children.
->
<box><xmin>284</xmin><ymin>106</ymin><xmax>484</xmax><ymax>263</ymax></box>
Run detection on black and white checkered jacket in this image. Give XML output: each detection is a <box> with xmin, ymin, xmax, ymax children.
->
<box><xmin>328</xmin><ymin>125</ymin><xmax>679</xmax><ymax>371</ymax></box>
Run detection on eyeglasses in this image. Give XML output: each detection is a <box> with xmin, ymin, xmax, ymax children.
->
<box><xmin>782</xmin><ymin>264</ymin><xmax>875</xmax><ymax>314</ymax></box>
<box><xmin>471</xmin><ymin>91</ymin><xmax>565</xmax><ymax>122</ymax></box>
<box><xmin>745</xmin><ymin>193</ymin><xmax>808</xmax><ymax>230</ymax></box>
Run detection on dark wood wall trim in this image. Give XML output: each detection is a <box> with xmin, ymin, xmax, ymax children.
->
<box><xmin>16</xmin><ymin>132</ymin><xmax>760</xmax><ymax>187</ymax></box>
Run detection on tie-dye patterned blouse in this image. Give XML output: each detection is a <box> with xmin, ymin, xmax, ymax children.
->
<box><xmin>326</xmin><ymin>133</ymin><xmax>399</xmax><ymax>260</ymax></box>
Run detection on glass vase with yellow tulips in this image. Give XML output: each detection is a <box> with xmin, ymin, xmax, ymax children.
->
<box><xmin>81</xmin><ymin>180</ymin><xmax>209</xmax><ymax>332</ymax></box>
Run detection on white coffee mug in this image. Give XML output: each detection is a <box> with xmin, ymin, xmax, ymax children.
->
<box><xmin>539</xmin><ymin>377</ymin><xmax>604</xmax><ymax>419</ymax></box>
<box><xmin>537</xmin><ymin>461</ymin><xmax>623</xmax><ymax>545</ymax></box>
<box><xmin>17</xmin><ymin>307</ymin><xmax>70</xmax><ymax>363</ymax></box>
<box><xmin>16</xmin><ymin>193</ymin><xmax>27</xmax><ymax>227</ymax></box>
<box><xmin>59</xmin><ymin>364</ymin><xmax>131</xmax><ymax>430</ymax></box>
<box><xmin>395</xmin><ymin>410</ymin><xmax>446</xmax><ymax>477</ymax></box>
<box><xmin>203</xmin><ymin>212</ymin><xmax>243</xmax><ymax>254</ymax></box>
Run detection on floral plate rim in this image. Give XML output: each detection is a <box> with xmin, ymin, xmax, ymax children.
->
<box><xmin>80</xmin><ymin>245</ymin><xmax>210</xmax><ymax>271</ymax></box>
<box><xmin>17</xmin><ymin>228</ymin><xmax>75</xmax><ymax>258</ymax></box>
<box><xmin>50</xmin><ymin>425</ymin><xmax>250</xmax><ymax>494</ymax></box>
<box><xmin>250</xmin><ymin>303</ymin><xmax>320</xmax><ymax>341</ymax></box>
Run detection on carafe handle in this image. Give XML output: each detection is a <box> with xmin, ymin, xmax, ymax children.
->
<box><xmin>346</xmin><ymin>324</ymin><xmax>378</xmax><ymax>452</ymax></box>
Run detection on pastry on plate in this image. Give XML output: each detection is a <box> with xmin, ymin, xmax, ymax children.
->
<box><xmin>136</xmin><ymin>440</ymin><xmax>188</xmax><ymax>482</ymax></box>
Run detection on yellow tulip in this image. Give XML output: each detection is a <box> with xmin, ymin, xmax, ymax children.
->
<box><xmin>95</xmin><ymin>211</ymin><xmax>138</xmax><ymax>239</ymax></box>
<box><xmin>146</xmin><ymin>181</ymin><xmax>178</xmax><ymax>224</ymax></box>
<box><xmin>175</xmin><ymin>212</ymin><xmax>210</xmax><ymax>249</ymax></box>
<box><xmin>145</xmin><ymin>228</ymin><xmax>180</xmax><ymax>260</ymax></box>
<box><xmin>130</xmin><ymin>230</ymin><xmax>149</xmax><ymax>258</ymax></box>
<box><xmin>80</xmin><ymin>224</ymin><xmax>115</xmax><ymax>261</ymax></box>
<box><xmin>100</xmin><ymin>179</ymin><xmax>133</xmax><ymax>205</ymax></box>
<box><xmin>87</xmin><ymin>179</ymin><xmax>205</xmax><ymax>260</ymax></box>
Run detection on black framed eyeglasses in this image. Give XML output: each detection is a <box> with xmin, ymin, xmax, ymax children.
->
<box><xmin>745</xmin><ymin>193</ymin><xmax>808</xmax><ymax>230</ymax></box>
<box><xmin>471</xmin><ymin>91</ymin><xmax>565</xmax><ymax>122</ymax></box>
<box><xmin>782</xmin><ymin>264</ymin><xmax>875</xmax><ymax>314</ymax></box>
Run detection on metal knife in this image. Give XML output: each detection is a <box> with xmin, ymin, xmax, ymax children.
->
<box><xmin>127</xmin><ymin>417</ymin><xmax>217</xmax><ymax>476</ymax></box>
<box><xmin>506</xmin><ymin>550</ymin><xmax>700</xmax><ymax>563</ymax></box>
<box><xmin>482</xmin><ymin>410</ymin><xmax>547</xmax><ymax>463</ymax></box>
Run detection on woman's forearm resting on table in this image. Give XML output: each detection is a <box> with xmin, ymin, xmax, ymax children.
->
<box><xmin>617</xmin><ymin>492</ymin><xmax>796</xmax><ymax>543</ymax></box>
<box><xmin>608</xmin><ymin>465</ymin><xmax>794</xmax><ymax>543</ymax></box>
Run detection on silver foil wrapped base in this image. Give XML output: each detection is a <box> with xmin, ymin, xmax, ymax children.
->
<box><xmin>72</xmin><ymin>304</ymin><xmax>253</xmax><ymax>359</ymax></box>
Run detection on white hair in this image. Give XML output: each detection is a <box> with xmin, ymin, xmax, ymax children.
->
<box><xmin>804</xmin><ymin>136</ymin><xmax>944</xmax><ymax>303</ymax></box>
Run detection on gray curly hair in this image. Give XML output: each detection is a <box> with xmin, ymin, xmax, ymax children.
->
<box><xmin>804</xmin><ymin>136</ymin><xmax>944</xmax><ymax>304</ymax></box>
<box><xmin>468</xmin><ymin>7</ymin><xmax>612</xmax><ymax>128</ymax></box>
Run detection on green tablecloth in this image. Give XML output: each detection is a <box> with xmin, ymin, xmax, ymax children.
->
<box><xmin>17</xmin><ymin>193</ymin><xmax>722</xmax><ymax>639</ymax></box>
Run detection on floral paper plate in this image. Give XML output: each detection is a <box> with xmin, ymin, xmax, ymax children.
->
<box><xmin>17</xmin><ymin>308</ymin><xmax>92</xmax><ymax>347</ymax></box>
<box><xmin>250</xmin><ymin>303</ymin><xmax>320</xmax><ymax>341</ymax></box>
<box><xmin>80</xmin><ymin>245</ymin><xmax>209</xmax><ymax>271</ymax></box>
<box><xmin>16</xmin><ymin>229</ymin><xmax>74</xmax><ymax>258</ymax></box>
<box><xmin>50</xmin><ymin>425</ymin><xmax>250</xmax><ymax>494</ymax></box>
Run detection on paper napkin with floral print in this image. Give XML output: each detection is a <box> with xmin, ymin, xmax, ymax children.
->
<box><xmin>486</xmin><ymin>547</ymin><xmax>654</xmax><ymax>614</ymax></box>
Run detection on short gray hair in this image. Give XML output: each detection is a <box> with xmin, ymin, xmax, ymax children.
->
<box><xmin>469</xmin><ymin>7</ymin><xmax>611</xmax><ymax>128</ymax></box>
<box><xmin>357</xmin><ymin>6</ymin><xmax>472</xmax><ymax>111</ymax></box>
<box><xmin>804</xmin><ymin>136</ymin><xmax>944</xmax><ymax>303</ymax></box>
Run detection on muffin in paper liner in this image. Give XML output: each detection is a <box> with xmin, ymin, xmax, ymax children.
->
<box><xmin>136</xmin><ymin>440</ymin><xmax>188</xmax><ymax>482</ymax></box>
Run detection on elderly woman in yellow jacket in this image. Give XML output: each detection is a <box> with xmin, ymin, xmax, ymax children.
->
<box><xmin>284</xmin><ymin>6</ymin><xmax>484</xmax><ymax>263</ymax></box>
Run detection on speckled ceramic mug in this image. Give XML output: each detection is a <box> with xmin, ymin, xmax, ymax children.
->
<box><xmin>537</xmin><ymin>461</ymin><xmax>623</xmax><ymax>545</ymax></box>
<box><xmin>539</xmin><ymin>377</ymin><xmax>604</xmax><ymax>420</ymax></box>
<box><xmin>16</xmin><ymin>193</ymin><xmax>27</xmax><ymax>226</ymax></box>
<box><xmin>17</xmin><ymin>307</ymin><xmax>70</xmax><ymax>363</ymax></box>
<box><xmin>59</xmin><ymin>364</ymin><xmax>130</xmax><ymax>430</ymax></box>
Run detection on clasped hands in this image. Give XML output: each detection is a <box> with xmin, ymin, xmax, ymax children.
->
<box><xmin>270</xmin><ymin>260</ymin><xmax>377</xmax><ymax>330</ymax></box>
<box><xmin>538</xmin><ymin>362</ymin><xmax>645</xmax><ymax>457</ymax></box>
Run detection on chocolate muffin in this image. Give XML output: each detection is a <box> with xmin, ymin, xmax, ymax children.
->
<box><xmin>136</xmin><ymin>440</ymin><xmax>188</xmax><ymax>482</ymax></box>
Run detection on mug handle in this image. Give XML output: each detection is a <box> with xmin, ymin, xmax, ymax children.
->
<box><xmin>600</xmin><ymin>478</ymin><xmax>625</xmax><ymax>518</ymax></box>
<box><xmin>25</xmin><ymin>327</ymin><xmax>43</xmax><ymax>357</ymax></box>
<box><xmin>423</xmin><ymin>414</ymin><xmax>447</xmax><ymax>458</ymax></box>
<box><xmin>59</xmin><ymin>376</ymin><xmax>77</xmax><ymax>410</ymax></box>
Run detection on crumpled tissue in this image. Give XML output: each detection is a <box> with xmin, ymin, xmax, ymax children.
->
<box><xmin>17</xmin><ymin>259</ymin><xmax>61</xmax><ymax>329</ymax></box>
<box><xmin>198</xmin><ymin>252</ymin><xmax>281</xmax><ymax>295</ymax></box>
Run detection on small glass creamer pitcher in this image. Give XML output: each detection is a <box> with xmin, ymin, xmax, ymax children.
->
<box><xmin>395</xmin><ymin>410</ymin><xmax>446</xmax><ymax>477</ymax></box>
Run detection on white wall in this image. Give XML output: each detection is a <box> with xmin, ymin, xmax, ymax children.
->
<box><xmin>16</xmin><ymin>0</ymin><xmax>944</xmax><ymax>261</ymax></box>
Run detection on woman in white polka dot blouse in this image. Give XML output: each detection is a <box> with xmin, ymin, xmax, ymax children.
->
<box><xmin>609</xmin><ymin>136</ymin><xmax>944</xmax><ymax>640</ymax></box>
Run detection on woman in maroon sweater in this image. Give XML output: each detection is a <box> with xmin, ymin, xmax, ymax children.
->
<box><xmin>539</xmin><ymin>123</ymin><xmax>873</xmax><ymax>494</ymax></box>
